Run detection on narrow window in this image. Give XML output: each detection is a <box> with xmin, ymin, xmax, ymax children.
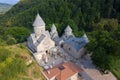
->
<box><xmin>46</xmin><ymin>50</ymin><xmax>48</xmax><ymax>53</ymax></box>
<box><xmin>61</xmin><ymin>44</ymin><xmax>63</xmax><ymax>48</ymax></box>
<box><xmin>69</xmin><ymin>48</ymin><xmax>70</xmax><ymax>51</ymax></box>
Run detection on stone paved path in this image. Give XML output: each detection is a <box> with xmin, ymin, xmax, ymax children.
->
<box><xmin>77</xmin><ymin>54</ymin><xmax>118</xmax><ymax>80</ymax></box>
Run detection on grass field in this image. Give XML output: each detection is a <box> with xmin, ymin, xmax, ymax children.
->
<box><xmin>112</xmin><ymin>66</ymin><xmax>120</xmax><ymax>79</ymax></box>
<box><xmin>0</xmin><ymin>44</ymin><xmax>45</xmax><ymax>80</ymax></box>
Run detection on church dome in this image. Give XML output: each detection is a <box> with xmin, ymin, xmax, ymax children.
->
<box><xmin>65</xmin><ymin>25</ymin><xmax>72</xmax><ymax>32</ymax></box>
<box><xmin>33</xmin><ymin>13</ymin><xmax>45</xmax><ymax>27</ymax></box>
<box><xmin>83</xmin><ymin>33</ymin><xmax>89</xmax><ymax>43</ymax></box>
<box><xmin>51</xmin><ymin>24</ymin><xmax>57</xmax><ymax>31</ymax></box>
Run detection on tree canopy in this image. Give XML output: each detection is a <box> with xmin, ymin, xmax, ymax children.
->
<box><xmin>0</xmin><ymin>0</ymin><xmax>120</xmax><ymax>79</ymax></box>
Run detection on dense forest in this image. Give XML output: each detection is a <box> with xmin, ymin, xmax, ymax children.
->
<box><xmin>0</xmin><ymin>0</ymin><xmax>120</xmax><ymax>79</ymax></box>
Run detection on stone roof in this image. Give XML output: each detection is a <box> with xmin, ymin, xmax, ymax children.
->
<box><xmin>51</xmin><ymin>24</ymin><xmax>57</xmax><ymax>31</ymax></box>
<box><xmin>64</xmin><ymin>34</ymin><xmax>89</xmax><ymax>51</ymax></box>
<box><xmin>82</xmin><ymin>33</ymin><xmax>89</xmax><ymax>43</ymax></box>
<box><xmin>45</xmin><ymin>31</ymin><xmax>51</xmax><ymax>38</ymax></box>
<box><xmin>43</xmin><ymin>62</ymin><xmax>83</xmax><ymax>80</ymax></box>
<box><xmin>33</xmin><ymin>13</ymin><xmax>45</xmax><ymax>27</ymax></box>
<box><xmin>65</xmin><ymin>25</ymin><xmax>72</xmax><ymax>32</ymax></box>
<box><xmin>65</xmin><ymin>37</ymin><xmax>87</xmax><ymax>51</ymax></box>
<box><xmin>34</xmin><ymin>34</ymin><xmax>46</xmax><ymax>47</ymax></box>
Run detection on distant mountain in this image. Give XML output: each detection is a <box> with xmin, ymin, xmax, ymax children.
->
<box><xmin>0</xmin><ymin>3</ymin><xmax>12</xmax><ymax>14</ymax></box>
<box><xmin>0</xmin><ymin>3</ymin><xmax>11</xmax><ymax>6</ymax></box>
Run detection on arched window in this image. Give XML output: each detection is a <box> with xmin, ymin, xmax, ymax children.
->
<box><xmin>61</xmin><ymin>44</ymin><xmax>63</xmax><ymax>48</ymax></box>
<box><xmin>46</xmin><ymin>50</ymin><xmax>48</xmax><ymax>53</ymax></box>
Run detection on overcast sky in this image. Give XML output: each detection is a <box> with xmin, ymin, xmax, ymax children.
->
<box><xmin>0</xmin><ymin>0</ymin><xmax>20</xmax><ymax>4</ymax></box>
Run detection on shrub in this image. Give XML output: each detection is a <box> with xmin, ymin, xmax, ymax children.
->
<box><xmin>6</xmin><ymin>36</ymin><xmax>17</xmax><ymax>45</ymax></box>
<box><xmin>4</xmin><ymin>27</ymin><xmax>30</xmax><ymax>43</ymax></box>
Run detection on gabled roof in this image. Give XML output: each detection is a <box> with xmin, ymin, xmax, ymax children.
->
<box><xmin>43</xmin><ymin>62</ymin><xmax>83</xmax><ymax>80</ymax></box>
<box><xmin>33</xmin><ymin>13</ymin><xmax>45</xmax><ymax>27</ymax></box>
<box><xmin>65</xmin><ymin>37</ymin><xmax>87</xmax><ymax>51</ymax></box>
<box><xmin>64</xmin><ymin>34</ymin><xmax>89</xmax><ymax>51</ymax></box>
<box><xmin>65</xmin><ymin>25</ymin><xmax>72</xmax><ymax>32</ymax></box>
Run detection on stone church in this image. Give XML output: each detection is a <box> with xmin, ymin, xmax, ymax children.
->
<box><xmin>27</xmin><ymin>14</ymin><xmax>55</xmax><ymax>60</ymax></box>
<box><xmin>27</xmin><ymin>13</ymin><xmax>89</xmax><ymax>60</ymax></box>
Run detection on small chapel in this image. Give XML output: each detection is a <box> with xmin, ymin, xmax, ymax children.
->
<box><xmin>27</xmin><ymin>13</ymin><xmax>89</xmax><ymax>60</ymax></box>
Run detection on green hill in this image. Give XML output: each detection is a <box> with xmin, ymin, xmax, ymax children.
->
<box><xmin>0</xmin><ymin>0</ymin><xmax>120</xmax><ymax>32</ymax></box>
<box><xmin>0</xmin><ymin>3</ymin><xmax>12</xmax><ymax>14</ymax></box>
<box><xmin>0</xmin><ymin>0</ymin><xmax>120</xmax><ymax>79</ymax></box>
<box><xmin>0</xmin><ymin>44</ymin><xmax>45</xmax><ymax>80</ymax></box>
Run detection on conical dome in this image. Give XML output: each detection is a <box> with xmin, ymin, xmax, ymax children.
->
<box><xmin>65</xmin><ymin>25</ymin><xmax>72</xmax><ymax>32</ymax></box>
<box><xmin>33</xmin><ymin>13</ymin><xmax>45</xmax><ymax>27</ymax></box>
<box><xmin>83</xmin><ymin>33</ymin><xmax>87</xmax><ymax>38</ymax></box>
<box><xmin>51</xmin><ymin>24</ymin><xmax>57</xmax><ymax>31</ymax></box>
<box><xmin>83</xmin><ymin>33</ymin><xmax>89</xmax><ymax>43</ymax></box>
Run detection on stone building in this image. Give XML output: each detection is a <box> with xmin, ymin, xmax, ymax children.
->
<box><xmin>27</xmin><ymin>14</ymin><xmax>55</xmax><ymax>60</ymax></box>
<box><xmin>27</xmin><ymin>13</ymin><xmax>89</xmax><ymax>60</ymax></box>
<box><xmin>27</xmin><ymin>14</ymin><xmax>117</xmax><ymax>80</ymax></box>
<box><xmin>62</xmin><ymin>33</ymin><xmax>89</xmax><ymax>59</ymax></box>
<box><xmin>50</xmin><ymin>24</ymin><xmax>59</xmax><ymax>40</ymax></box>
<box><xmin>43</xmin><ymin>62</ymin><xmax>83</xmax><ymax>80</ymax></box>
<box><xmin>50</xmin><ymin>24</ymin><xmax>64</xmax><ymax>46</ymax></box>
<box><xmin>51</xmin><ymin>24</ymin><xmax>89</xmax><ymax>59</ymax></box>
<box><xmin>61</xmin><ymin>25</ymin><xmax>74</xmax><ymax>41</ymax></box>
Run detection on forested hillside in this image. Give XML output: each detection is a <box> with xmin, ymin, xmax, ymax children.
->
<box><xmin>0</xmin><ymin>0</ymin><xmax>120</xmax><ymax>79</ymax></box>
<box><xmin>1</xmin><ymin>0</ymin><xmax>120</xmax><ymax>32</ymax></box>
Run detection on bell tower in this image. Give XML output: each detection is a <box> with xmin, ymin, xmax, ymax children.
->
<box><xmin>33</xmin><ymin>13</ymin><xmax>45</xmax><ymax>37</ymax></box>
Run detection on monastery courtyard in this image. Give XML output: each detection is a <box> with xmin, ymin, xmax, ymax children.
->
<box><xmin>32</xmin><ymin>45</ymin><xmax>117</xmax><ymax>80</ymax></box>
<box><xmin>34</xmin><ymin>46</ymin><xmax>74</xmax><ymax>69</ymax></box>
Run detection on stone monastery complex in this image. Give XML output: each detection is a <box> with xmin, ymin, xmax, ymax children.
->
<box><xmin>28</xmin><ymin>13</ymin><xmax>89</xmax><ymax>60</ymax></box>
<box><xmin>27</xmin><ymin>14</ymin><xmax>117</xmax><ymax>80</ymax></box>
